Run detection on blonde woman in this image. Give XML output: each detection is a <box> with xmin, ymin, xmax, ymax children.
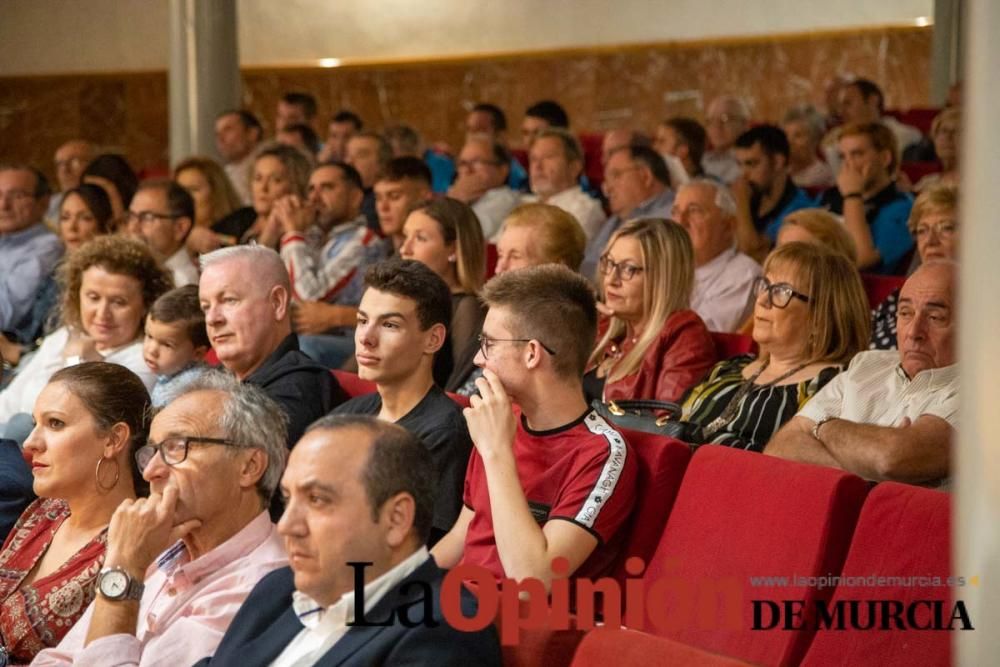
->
<box><xmin>587</xmin><ymin>218</ymin><xmax>716</xmax><ymax>404</ymax></box>
<box><xmin>494</xmin><ymin>203</ymin><xmax>587</xmax><ymax>274</ymax></box>
<box><xmin>173</xmin><ymin>156</ymin><xmax>243</xmax><ymax>254</ymax></box>
<box><xmin>914</xmin><ymin>108</ymin><xmax>960</xmax><ymax>192</ymax></box>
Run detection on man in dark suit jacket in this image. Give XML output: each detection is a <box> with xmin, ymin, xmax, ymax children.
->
<box><xmin>193</xmin><ymin>415</ymin><xmax>500</xmax><ymax>667</ymax></box>
<box><xmin>0</xmin><ymin>437</ymin><xmax>35</xmax><ymax>541</ymax></box>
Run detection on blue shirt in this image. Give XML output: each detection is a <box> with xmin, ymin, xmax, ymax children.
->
<box><xmin>760</xmin><ymin>179</ymin><xmax>817</xmax><ymax>243</ymax></box>
<box><xmin>508</xmin><ymin>158</ymin><xmax>529</xmax><ymax>191</ymax></box>
<box><xmin>0</xmin><ymin>223</ymin><xmax>63</xmax><ymax>335</ymax></box>
<box><xmin>423</xmin><ymin>150</ymin><xmax>456</xmax><ymax>194</ymax></box>
<box><xmin>580</xmin><ymin>188</ymin><xmax>675</xmax><ymax>280</ymax></box>
<box><xmin>820</xmin><ymin>183</ymin><xmax>914</xmax><ymax>275</ymax></box>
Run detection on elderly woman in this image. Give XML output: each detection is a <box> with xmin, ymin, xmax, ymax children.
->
<box><xmin>782</xmin><ymin>104</ymin><xmax>834</xmax><ymax>189</ymax></box>
<box><xmin>0</xmin><ymin>236</ymin><xmax>172</xmax><ymax>441</ymax></box>
<box><xmin>401</xmin><ymin>197</ymin><xmax>486</xmax><ymax>385</ymax></box>
<box><xmin>173</xmin><ymin>156</ymin><xmax>243</xmax><ymax>254</ymax></box>
<box><xmin>776</xmin><ymin>208</ymin><xmax>857</xmax><ymax>263</ymax></box>
<box><xmin>587</xmin><ymin>218</ymin><xmax>716</xmax><ymax>404</ymax></box>
<box><xmin>0</xmin><ymin>363</ymin><xmax>147</xmax><ymax>663</ymax></box>
<box><xmin>0</xmin><ymin>184</ymin><xmax>115</xmax><ymax>370</ymax></box>
<box><xmin>870</xmin><ymin>183</ymin><xmax>958</xmax><ymax>349</ymax></box>
<box><xmin>212</xmin><ymin>143</ymin><xmax>311</xmax><ymax>247</ymax></box>
<box><xmin>681</xmin><ymin>242</ymin><xmax>870</xmax><ymax>451</ymax></box>
<box><xmin>914</xmin><ymin>108</ymin><xmax>960</xmax><ymax>192</ymax></box>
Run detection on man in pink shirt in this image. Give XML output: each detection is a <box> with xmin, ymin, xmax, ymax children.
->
<box><xmin>33</xmin><ymin>372</ymin><xmax>289</xmax><ymax>666</ymax></box>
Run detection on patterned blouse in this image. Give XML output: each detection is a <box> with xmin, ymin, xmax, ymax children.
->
<box><xmin>869</xmin><ymin>287</ymin><xmax>900</xmax><ymax>350</ymax></box>
<box><xmin>680</xmin><ymin>355</ymin><xmax>842</xmax><ymax>452</ymax></box>
<box><xmin>0</xmin><ymin>498</ymin><xmax>107</xmax><ymax>663</ymax></box>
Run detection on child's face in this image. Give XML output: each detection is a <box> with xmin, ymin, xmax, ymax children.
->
<box><xmin>143</xmin><ymin>317</ymin><xmax>205</xmax><ymax>377</ymax></box>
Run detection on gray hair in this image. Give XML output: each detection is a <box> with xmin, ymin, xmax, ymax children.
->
<box><xmin>170</xmin><ymin>369</ymin><xmax>288</xmax><ymax>504</ymax></box>
<box><xmin>683</xmin><ymin>178</ymin><xmax>737</xmax><ymax>218</ymax></box>
<box><xmin>782</xmin><ymin>104</ymin><xmax>828</xmax><ymax>145</ymax></box>
<box><xmin>199</xmin><ymin>244</ymin><xmax>291</xmax><ymax>292</ymax></box>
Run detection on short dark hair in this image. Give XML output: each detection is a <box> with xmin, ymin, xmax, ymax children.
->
<box><xmin>331</xmin><ymin>109</ymin><xmax>363</xmax><ymax>130</ymax></box>
<box><xmin>364</xmin><ymin>258</ymin><xmax>451</xmax><ymax>331</ymax></box>
<box><xmin>734</xmin><ymin>124</ymin><xmax>791</xmax><ymax>160</ymax></box>
<box><xmin>472</xmin><ymin>103</ymin><xmax>507</xmax><ymax>132</ymax></box>
<box><xmin>525</xmin><ymin>100</ymin><xmax>569</xmax><ymax>128</ymax></box>
<box><xmin>380</xmin><ymin>156</ymin><xmax>433</xmax><ymax>187</ymax></box>
<box><xmin>0</xmin><ymin>163</ymin><xmax>52</xmax><ymax>199</ymax></box>
<box><xmin>625</xmin><ymin>144</ymin><xmax>671</xmax><ymax>187</ymax></box>
<box><xmin>850</xmin><ymin>78</ymin><xmax>885</xmax><ymax>114</ymax></box>
<box><xmin>218</xmin><ymin>109</ymin><xmax>263</xmax><ymax>135</ymax></box>
<box><xmin>282</xmin><ymin>123</ymin><xmax>321</xmax><ymax>155</ymax></box>
<box><xmin>664</xmin><ymin>117</ymin><xmax>708</xmax><ymax>165</ymax></box>
<box><xmin>135</xmin><ymin>180</ymin><xmax>196</xmax><ymax>242</ymax></box>
<box><xmin>352</xmin><ymin>131</ymin><xmax>394</xmax><ymax>170</ymax></box>
<box><xmin>82</xmin><ymin>154</ymin><xmax>139</xmax><ymax>207</ymax></box>
<box><xmin>305</xmin><ymin>414</ymin><xmax>436</xmax><ymax>544</ymax></box>
<box><xmin>148</xmin><ymin>284</ymin><xmax>209</xmax><ymax>349</ymax></box>
<box><xmin>535</xmin><ymin>128</ymin><xmax>583</xmax><ymax>163</ymax></box>
<box><xmin>481</xmin><ymin>264</ymin><xmax>597</xmax><ymax>378</ymax></box>
<box><xmin>316</xmin><ymin>161</ymin><xmax>364</xmax><ymax>192</ymax></box>
<box><xmin>282</xmin><ymin>92</ymin><xmax>318</xmax><ymax>120</ymax></box>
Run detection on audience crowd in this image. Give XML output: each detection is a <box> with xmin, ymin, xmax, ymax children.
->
<box><xmin>0</xmin><ymin>74</ymin><xmax>962</xmax><ymax>665</ymax></box>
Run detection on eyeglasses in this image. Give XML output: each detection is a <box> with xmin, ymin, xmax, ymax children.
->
<box><xmin>477</xmin><ymin>333</ymin><xmax>557</xmax><ymax>360</ymax></box>
<box><xmin>125</xmin><ymin>210</ymin><xmax>180</xmax><ymax>225</ymax></box>
<box><xmin>914</xmin><ymin>220</ymin><xmax>957</xmax><ymax>238</ymax></box>
<box><xmin>752</xmin><ymin>277</ymin><xmax>811</xmax><ymax>308</ymax></box>
<box><xmin>598</xmin><ymin>255</ymin><xmax>644</xmax><ymax>281</ymax></box>
<box><xmin>135</xmin><ymin>436</ymin><xmax>238</xmax><ymax>471</ymax></box>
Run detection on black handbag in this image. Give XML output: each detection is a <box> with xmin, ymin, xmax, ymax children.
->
<box><xmin>590</xmin><ymin>398</ymin><xmax>706</xmax><ymax>444</ymax></box>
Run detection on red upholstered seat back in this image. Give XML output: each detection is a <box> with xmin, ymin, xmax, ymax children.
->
<box><xmin>885</xmin><ymin>108</ymin><xmax>939</xmax><ymax>136</ymax></box>
<box><xmin>578</xmin><ymin>132</ymin><xmax>605</xmax><ymax>193</ymax></box>
<box><xmin>571</xmin><ymin>627</ymin><xmax>751</xmax><ymax>667</ymax></box>
<box><xmin>710</xmin><ymin>332</ymin><xmax>758</xmax><ymax>359</ymax></box>
<box><xmin>801</xmin><ymin>482</ymin><xmax>952</xmax><ymax>667</ymax></box>
<box><xmin>331</xmin><ymin>369</ymin><xmax>376</xmax><ymax>397</ymax></box>
<box><xmin>639</xmin><ymin>445</ymin><xmax>869</xmax><ymax>667</ymax></box>
<box><xmin>900</xmin><ymin>160</ymin><xmax>941</xmax><ymax>185</ymax></box>
<box><xmin>486</xmin><ymin>243</ymin><xmax>499</xmax><ymax>279</ymax></box>
<box><xmin>861</xmin><ymin>273</ymin><xmax>907</xmax><ymax>309</ymax></box>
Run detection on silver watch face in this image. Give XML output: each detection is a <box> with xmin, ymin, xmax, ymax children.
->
<box><xmin>100</xmin><ymin>570</ymin><xmax>130</xmax><ymax>598</ymax></box>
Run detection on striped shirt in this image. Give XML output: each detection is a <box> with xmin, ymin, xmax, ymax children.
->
<box><xmin>681</xmin><ymin>355</ymin><xmax>841</xmax><ymax>452</ymax></box>
<box><xmin>799</xmin><ymin>350</ymin><xmax>959</xmax><ymax>428</ymax></box>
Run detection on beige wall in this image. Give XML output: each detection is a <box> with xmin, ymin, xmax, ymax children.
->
<box><xmin>0</xmin><ymin>0</ymin><xmax>933</xmax><ymax>75</ymax></box>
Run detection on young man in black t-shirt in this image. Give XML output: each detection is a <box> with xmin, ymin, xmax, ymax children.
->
<box><xmin>333</xmin><ymin>258</ymin><xmax>472</xmax><ymax>544</ymax></box>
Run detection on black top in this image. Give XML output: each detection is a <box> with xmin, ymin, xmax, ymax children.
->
<box><xmin>334</xmin><ymin>385</ymin><xmax>472</xmax><ymax>543</ymax></box>
<box><xmin>752</xmin><ymin>177</ymin><xmax>799</xmax><ymax>233</ymax></box>
<box><xmin>869</xmin><ymin>287</ymin><xmax>900</xmax><ymax>350</ymax></box>
<box><xmin>818</xmin><ymin>181</ymin><xmax>906</xmax><ymax>220</ymax></box>
<box><xmin>212</xmin><ymin>206</ymin><xmax>257</xmax><ymax>243</ymax></box>
<box><xmin>360</xmin><ymin>188</ymin><xmax>380</xmax><ymax>232</ymax></box>
<box><xmin>244</xmin><ymin>333</ymin><xmax>348</xmax><ymax>448</ymax></box>
<box><xmin>0</xmin><ymin>438</ymin><xmax>35</xmax><ymax>543</ymax></box>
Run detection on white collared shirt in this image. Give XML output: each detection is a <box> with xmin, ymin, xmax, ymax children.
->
<box><xmin>525</xmin><ymin>185</ymin><xmax>606</xmax><ymax>241</ymax></box>
<box><xmin>691</xmin><ymin>246</ymin><xmax>762</xmax><ymax>333</ymax></box>
<box><xmin>165</xmin><ymin>247</ymin><xmax>200</xmax><ymax>287</ymax></box>
<box><xmin>473</xmin><ymin>186</ymin><xmax>522</xmax><ymax>241</ymax></box>
<box><xmin>269</xmin><ymin>547</ymin><xmax>430</xmax><ymax>667</ymax></box>
<box><xmin>799</xmin><ymin>350</ymin><xmax>959</xmax><ymax>428</ymax></box>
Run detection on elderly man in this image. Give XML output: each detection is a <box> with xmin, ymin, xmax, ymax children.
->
<box><xmin>448</xmin><ymin>135</ymin><xmax>522</xmax><ymax>240</ymax></box>
<box><xmin>194</xmin><ymin>415</ymin><xmax>501</xmax><ymax>666</ymax></box>
<box><xmin>466</xmin><ymin>102</ymin><xmax>528</xmax><ymax>190</ymax></box>
<box><xmin>766</xmin><ymin>262</ymin><xmax>957</xmax><ymax>485</ymax></box>
<box><xmin>215</xmin><ymin>109</ymin><xmax>263</xmax><ymax>204</ymax></box>
<box><xmin>129</xmin><ymin>180</ymin><xmax>199</xmax><ymax>286</ymax></box>
<box><xmin>672</xmin><ymin>178</ymin><xmax>762</xmax><ymax>332</ymax></box>
<box><xmin>346</xmin><ymin>131</ymin><xmax>393</xmax><ymax>231</ymax></box>
<box><xmin>702</xmin><ymin>95</ymin><xmax>750</xmax><ymax>184</ymax></box>
<box><xmin>198</xmin><ymin>245</ymin><xmax>347</xmax><ymax>448</ymax></box>
<box><xmin>732</xmin><ymin>124</ymin><xmax>815</xmax><ymax>259</ymax></box>
<box><xmin>33</xmin><ymin>373</ymin><xmax>289</xmax><ymax>666</ymax></box>
<box><xmin>581</xmin><ymin>145</ymin><xmax>674</xmax><ymax>279</ymax></box>
<box><xmin>818</xmin><ymin>122</ymin><xmax>913</xmax><ymax>274</ymax></box>
<box><xmin>524</xmin><ymin>128</ymin><xmax>605</xmax><ymax>240</ymax></box>
<box><xmin>48</xmin><ymin>139</ymin><xmax>96</xmax><ymax>222</ymax></box>
<box><xmin>0</xmin><ymin>164</ymin><xmax>63</xmax><ymax>342</ymax></box>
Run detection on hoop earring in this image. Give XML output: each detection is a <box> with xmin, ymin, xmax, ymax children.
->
<box><xmin>95</xmin><ymin>456</ymin><xmax>120</xmax><ymax>492</ymax></box>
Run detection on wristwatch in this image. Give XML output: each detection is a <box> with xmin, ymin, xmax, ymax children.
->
<box><xmin>812</xmin><ymin>416</ymin><xmax>837</xmax><ymax>442</ymax></box>
<box><xmin>97</xmin><ymin>566</ymin><xmax>145</xmax><ymax>602</ymax></box>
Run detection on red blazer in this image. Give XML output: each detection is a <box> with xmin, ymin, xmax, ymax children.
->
<box><xmin>602</xmin><ymin>309</ymin><xmax>717</xmax><ymax>404</ymax></box>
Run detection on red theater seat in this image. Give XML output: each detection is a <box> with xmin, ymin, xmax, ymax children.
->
<box><xmin>571</xmin><ymin>627</ymin><xmax>751</xmax><ymax>666</ymax></box>
<box><xmin>578</xmin><ymin>132</ymin><xmax>605</xmax><ymax>192</ymax></box>
<box><xmin>638</xmin><ymin>446</ymin><xmax>869</xmax><ymax>666</ymax></box>
<box><xmin>885</xmin><ymin>108</ymin><xmax>939</xmax><ymax>136</ymax></box>
<box><xmin>511</xmin><ymin>148</ymin><xmax>529</xmax><ymax>170</ymax></box>
<box><xmin>801</xmin><ymin>482</ymin><xmax>952</xmax><ymax>667</ymax></box>
<box><xmin>486</xmin><ymin>243</ymin><xmax>498</xmax><ymax>279</ymax></box>
<box><xmin>710</xmin><ymin>332</ymin><xmax>758</xmax><ymax>359</ymax></box>
<box><xmin>861</xmin><ymin>273</ymin><xmax>906</xmax><ymax>309</ymax></box>
<box><xmin>331</xmin><ymin>369</ymin><xmax>376</xmax><ymax>397</ymax></box>
<box><xmin>900</xmin><ymin>160</ymin><xmax>941</xmax><ymax>185</ymax></box>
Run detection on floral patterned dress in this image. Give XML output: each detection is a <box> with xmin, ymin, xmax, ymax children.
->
<box><xmin>0</xmin><ymin>498</ymin><xmax>107</xmax><ymax>663</ymax></box>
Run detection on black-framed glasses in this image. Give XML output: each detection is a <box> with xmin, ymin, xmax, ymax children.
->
<box><xmin>598</xmin><ymin>255</ymin><xmax>644</xmax><ymax>281</ymax></box>
<box><xmin>477</xmin><ymin>333</ymin><xmax>557</xmax><ymax>360</ymax></box>
<box><xmin>125</xmin><ymin>210</ymin><xmax>180</xmax><ymax>225</ymax></box>
<box><xmin>135</xmin><ymin>436</ymin><xmax>238</xmax><ymax>471</ymax></box>
<box><xmin>752</xmin><ymin>277</ymin><xmax>811</xmax><ymax>309</ymax></box>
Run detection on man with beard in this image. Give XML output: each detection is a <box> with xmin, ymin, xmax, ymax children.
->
<box><xmin>732</xmin><ymin>124</ymin><xmax>815</xmax><ymax>260</ymax></box>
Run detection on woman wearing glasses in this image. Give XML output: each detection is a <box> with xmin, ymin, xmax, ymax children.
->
<box><xmin>680</xmin><ymin>242</ymin><xmax>870</xmax><ymax>451</ymax></box>
<box><xmin>870</xmin><ymin>184</ymin><xmax>958</xmax><ymax>350</ymax></box>
<box><xmin>586</xmin><ymin>218</ymin><xmax>716</xmax><ymax>404</ymax></box>
<box><xmin>0</xmin><ymin>363</ymin><xmax>147</xmax><ymax>663</ymax></box>
<box><xmin>0</xmin><ymin>236</ymin><xmax>172</xmax><ymax>443</ymax></box>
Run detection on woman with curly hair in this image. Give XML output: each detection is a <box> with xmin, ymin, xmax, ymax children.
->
<box><xmin>0</xmin><ymin>235</ymin><xmax>172</xmax><ymax>442</ymax></box>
